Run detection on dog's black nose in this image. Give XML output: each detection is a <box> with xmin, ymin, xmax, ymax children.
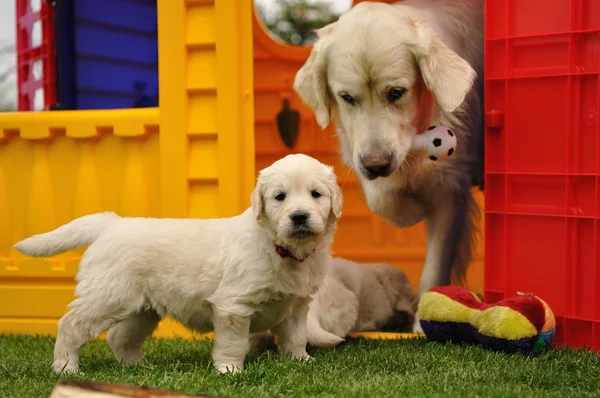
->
<box><xmin>361</xmin><ymin>153</ymin><xmax>393</xmax><ymax>178</ymax></box>
<box><xmin>291</xmin><ymin>212</ymin><xmax>309</xmax><ymax>225</ymax></box>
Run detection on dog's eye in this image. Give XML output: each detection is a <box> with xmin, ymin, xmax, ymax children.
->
<box><xmin>339</xmin><ymin>92</ymin><xmax>357</xmax><ymax>106</ymax></box>
<box><xmin>311</xmin><ymin>190</ymin><xmax>322</xmax><ymax>199</ymax></box>
<box><xmin>275</xmin><ymin>193</ymin><xmax>286</xmax><ymax>201</ymax></box>
<box><xmin>387</xmin><ymin>87</ymin><xmax>407</xmax><ymax>103</ymax></box>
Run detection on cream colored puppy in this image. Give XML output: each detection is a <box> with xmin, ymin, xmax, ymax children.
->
<box><xmin>14</xmin><ymin>154</ymin><xmax>343</xmax><ymax>374</ymax></box>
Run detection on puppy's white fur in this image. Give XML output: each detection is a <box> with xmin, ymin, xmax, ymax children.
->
<box><xmin>294</xmin><ymin>0</ymin><xmax>484</xmax><ymax>332</ymax></box>
<box><xmin>14</xmin><ymin>154</ymin><xmax>343</xmax><ymax>374</ymax></box>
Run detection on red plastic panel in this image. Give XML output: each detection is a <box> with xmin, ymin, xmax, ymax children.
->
<box><xmin>16</xmin><ymin>0</ymin><xmax>57</xmax><ymax>111</ymax></box>
<box><xmin>484</xmin><ymin>0</ymin><xmax>600</xmax><ymax>352</ymax></box>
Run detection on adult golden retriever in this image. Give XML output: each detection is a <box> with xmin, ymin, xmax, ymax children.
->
<box><xmin>293</xmin><ymin>0</ymin><xmax>484</xmax><ymax>332</ymax></box>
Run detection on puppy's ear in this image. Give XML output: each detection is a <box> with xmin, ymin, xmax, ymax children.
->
<box><xmin>293</xmin><ymin>23</ymin><xmax>336</xmax><ymax>129</ymax></box>
<box><xmin>325</xmin><ymin>167</ymin><xmax>343</xmax><ymax>220</ymax></box>
<box><xmin>407</xmin><ymin>21</ymin><xmax>476</xmax><ymax>112</ymax></box>
<box><xmin>251</xmin><ymin>180</ymin><xmax>265</xmax><ymax>221</ymax></box>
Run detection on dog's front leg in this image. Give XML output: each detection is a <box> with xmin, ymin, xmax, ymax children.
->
<box><xmin>412</xmin><ymin>199</ymin><xmax>455</xmax><ymax>333</ymax></box>
<box><xmin>272</xmin><ymin>298</ymin><xmax>312</xmax><ymax>361</ymax></box>
<box><xmin>212</xmin><ymin>308</ymin><xmax>252</xmax><ymax>373</ymax></box>
<box><xmin>412</xmin><ymin>191</ymin><xmax>477</xmax><ymax>333</ymax></box>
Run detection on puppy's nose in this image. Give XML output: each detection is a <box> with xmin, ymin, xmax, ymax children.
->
<box><xmin>291</xmin><ymin>212</ymin><xmax>309</xmax><ymax>225</ymax></box>
<box><xmin>361</xmin><ymin>153</ymin><xmax>393</xmax><ymax>178</ymax></box>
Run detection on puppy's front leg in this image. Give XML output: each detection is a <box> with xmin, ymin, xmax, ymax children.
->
<box><xmin>212</xmin><ymin>309</ymin><xmax>251</xmax><ymax>373</ymax></box>
<box><xmin>272</xmin><ymin>298</ymin><xmax>312</xmax><ymax>361</ymax></box>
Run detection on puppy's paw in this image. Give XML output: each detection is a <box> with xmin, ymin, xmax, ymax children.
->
<box><xmin>291</xmin><ymin>351</ymin><xmax>313</xmax><ymax>362</ymax></box>
<box><xmin>52</xmin><ymin>359</ymin><xmax>82</xmax><ymax>375</ymax></box>
<box><xmin>214</xmin><ymin>362</ymin><xmax>243</xmax><ymax>374</ymax></box>
<box><xmin>115</xmin><ymin>349</ymin><xmax>143</xmax><ymax>366</ymax></box>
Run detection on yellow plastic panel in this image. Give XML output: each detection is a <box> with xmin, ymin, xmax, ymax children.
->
<box><xmin>188</xmin><ymin>94</ymin><xmax>218</xmax><ymax>136</ymax></box>
<box><xmin>188</xmin><ymin>137</ymin><xmax>218</xmax><ymax>181</ymax></box>
<box><xmin>0</xmin><ymin>284</ymin><xmax>75</xmax><ymax>318</ymax></box>
<box><xmin>0</xmin><ymin>109</ymin><xmax>160</xmax><ymax>334</ymax></box>
<box><xmin>159</xmin><ymin>0</ymin><xmax>255</xmax><ymax>223</ymax></box>
<box><xmin>186</xmin><ymin>5</ymin><xmax>216</xmax><ymax>45</ymax></box>
<box><xmin>189</xmin><ymin>183</ymin><xmax>219</xmax><ymax>219</ymax></box>
<box><xmin>213</xmin><ymin>0</ymin><xmax>256</xmax><ymax>217</ymax></box>
<box><xmin>187</xmin><ymin>51</ymin><xmax>218</xmax><ymax>91</ymax></box>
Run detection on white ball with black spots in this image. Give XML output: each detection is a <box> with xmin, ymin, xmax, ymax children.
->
<box><xmin>410</xmin><ymin>125</ymin><xmax>457</xmax><ymax>162</ymax></box>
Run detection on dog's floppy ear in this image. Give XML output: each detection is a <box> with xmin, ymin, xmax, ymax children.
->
<box><xmin>325</xmin><ymin>166</ymin><xmax>343</xmax><ymax>220</ymax></box>
<box><xmin>251</xmin><ymin>178</ymin><xmax>265</xmax><ymax>221</ymax></box>
<box><xmin>293</xmin><ymin>23</ymin><xmax>336</xmax><ymax>129</ymax></box>
<box><xmin>407</xmin><ymin>22</ymin><xmax>476</xmax><ymax>112</ymax></box>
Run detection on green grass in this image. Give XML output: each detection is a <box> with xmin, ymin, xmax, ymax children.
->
<box><xmin>0</xmin><ymin>334</ymin><xmax>599</xmax><ymax>398</ymax></box>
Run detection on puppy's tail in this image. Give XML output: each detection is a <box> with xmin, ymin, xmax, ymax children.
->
<box><xmin>13</xmin><ymin>212</ymin><xmax>120</xmax><ymax>257</ymax></box>
<box><xmin>306</xmin><ymin>310</ymin><xmax>345</xmax><ymax>349</ymax></box>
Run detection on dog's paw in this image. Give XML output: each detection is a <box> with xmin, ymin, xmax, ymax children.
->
<box><xmin>116</xmin><ymin>350</ymin><xmax>143</xmax><ymax>366</ymax></box>
<box><xmin>412</xmin><ymin>323</ymin><xmax>424</xmax><ymax>334</ymax></box>
<box><xmin>411</xmin><ymin>313</ymin><xmax>424</xmax><ymax>334</ymax></box>
<box><xmin>291</xmin><ymin>352</ymin><xmax>313</xmax><ymax>362</ymax></box>
<box><xmin>52</xmin><ymin>359</ymin><xmax>82</xmax><ymax>375</ymax></box>
<box><xmin>214</xmin><ymin>362</ymin><xmax>243</xmax><ymax>374</ymax></box>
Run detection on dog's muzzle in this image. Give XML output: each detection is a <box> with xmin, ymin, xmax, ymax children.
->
<box><xmin>360</xmin><ymin>152</ymin><xmax>394</xmax><ymax>179</ymax></box>
<box><xmin>287</xmin><ymin>212</ymin><xmax>316</xmax><ymax>239</ymax></box>
<box><xmin>289</xmin><ymin>225</ymin><xmax>316</xmax><ymax>240</ymax></box>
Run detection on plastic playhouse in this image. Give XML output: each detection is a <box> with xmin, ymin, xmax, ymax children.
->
<box><xmin>0</xmin><ymin>0</ymin><xmax>597</xmax><ymax>352</ymax></box>
<box><xmin>484</xmin><ymin>0</ymin><xmax>600</xmax><ymax>351</ymax></box>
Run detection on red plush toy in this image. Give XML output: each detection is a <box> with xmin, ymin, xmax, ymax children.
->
<box><xmin>418</xmin><ymin>286</ymin><xmax>556</xmax><ymax>355</ymax></box>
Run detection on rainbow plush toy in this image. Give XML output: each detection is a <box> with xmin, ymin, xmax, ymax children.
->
<box><xmin>418</xmin><ymin>286</ymin><xmax>556</xmax><ymax>355</ymax></box>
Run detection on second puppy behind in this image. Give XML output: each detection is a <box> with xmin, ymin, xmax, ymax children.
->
<box><xmin>252</xmin><ymin>257</ymin><xmax>415</xmax><ymax>349</ymax></box>
<box><xmin>307</xmin><ymin>257</ymin><xmax>415</xmax><ymax>347</ymax></box>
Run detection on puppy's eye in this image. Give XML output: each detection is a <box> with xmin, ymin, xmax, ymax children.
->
<box><xmin>387</xmin><ymin>87</ymin><xmax>407</xmax><ymax>103</ymax></box>
<box><xmin>339</xmin><ymin>92</ymin><xmax>357</xmax><ymax>106</ymax></box>
<box><xmin>311</xmin><ymin>190</ymin><xmax>322</xmax><ymax>199</ymax></box>
<box><xmin>275</xmin><ymin>193</ymin><xmax>286</xmax><ymax>201</ymax></box>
